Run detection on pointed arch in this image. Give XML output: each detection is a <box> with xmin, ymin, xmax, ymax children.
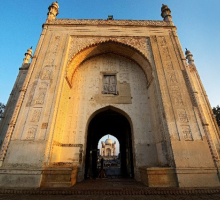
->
<box><xmin>66</xmin><ymin>40</ymin><xmax>153</xmax><ymax>88</ymax></box>
<box><xmin>86</xmin><ymin>105</ymin><xmax>133</xmax><ymax>132</ymax></box>
<box><xmin>85</xmin><ymin>105</ymin><xmax>135</xmax><ymax>178</ymax></box>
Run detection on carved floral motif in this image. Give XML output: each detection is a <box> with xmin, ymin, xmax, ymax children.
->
<box><xmin>67</xmin><ymin>37</ymin><xmax>148</xmax><ymax>63</ymax></box>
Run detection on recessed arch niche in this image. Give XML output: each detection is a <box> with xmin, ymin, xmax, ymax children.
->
<box><xmin>66</xmin><ymin>40</ymin><xmax>153</xmax><ymax>88</ymax></box>
<box><xmin>50</xmin><ymin>41</ymin><xmax>170</xmax><ymax>182</ymax></box>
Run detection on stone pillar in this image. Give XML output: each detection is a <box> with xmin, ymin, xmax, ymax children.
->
<box><xmin>47</xmin><ymin>1</ymin><xmax>59</xmax><ymax>22</ymax></box>
<box><xmin>161</xmin><ymin>4</ymin><xmax>172</xmax><ymax>22</ymax></box>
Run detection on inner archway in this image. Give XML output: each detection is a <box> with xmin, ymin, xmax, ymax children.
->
<box><xmin>98</xmin><ymin>135</ymin><xmax>120</xmax><ymax>178</ymax></box>
<box><xmin>85</xmin><ymin>108</ymin><xmax>134</xmax><ymax>179</ymax></box>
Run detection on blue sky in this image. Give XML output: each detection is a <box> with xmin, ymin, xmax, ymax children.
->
<box><xmin>0</xmin><ymin>1</ymin><xmax>219</xmax><ymax>110</ymax></box>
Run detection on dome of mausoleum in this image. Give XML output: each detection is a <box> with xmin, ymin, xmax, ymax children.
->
<box><xmin>105</xmin><ymin>138</ymin><xmax>113</xmax><ymax>145</ymax></box>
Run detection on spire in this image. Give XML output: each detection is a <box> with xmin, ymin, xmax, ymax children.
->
<box><xmin>23</xmin><ymin>47</ymin><xmax>33</xmax><ymax>64</ymax></box>
<box><xmin>161</xmin><ymin>4</ymin><xmax>172</xmax><ymax>22</ymax></box>
<box><xmin>185</xmin><ymin>48</ymin><xmax>194</xmax><ymax>65</ymax></box>
<box><xmin>47</xmin><ymin>1</ymin><xmax>59</xmax><ymax>21</ymax></box>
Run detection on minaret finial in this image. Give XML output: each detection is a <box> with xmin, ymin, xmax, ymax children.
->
<box><xmin>185</xmin><ymin>48</ymin><xmax>194</xmax><ymax>65</ymax></box>
<box><xmin>47</xmin><ymin>1</ymin><xmax>59</xmax><ymax>22</ymax></box>
<box><xmin>23</xmin><ymin>47</ymin><xmax>33</xmax><ymax>64</ymax></box>
<box><xmin>161</xmin><ymin>4</ymin><xmax>172</xmax><ymax>22</ymax></box>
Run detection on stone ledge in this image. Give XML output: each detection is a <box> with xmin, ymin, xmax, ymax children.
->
<box><xmin>40</xmin><ymin>167</ymin><xmax>78</xmax><ymax>188</ymax></box>
<box><xmin>175</xmin><ymin>168</ymin><xmax>218</xmax><ymax>174</ymax></box>
<box><xmin>139</xmin><ymin>167</ymin><xmax>178</xmax><ymax>187</ymax></box>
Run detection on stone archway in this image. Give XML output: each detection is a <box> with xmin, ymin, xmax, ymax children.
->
<box><xmin>66</xmin><ymin>40</ymin><xmax>153</xmax><ymax>88</ymax></box>
<box><xmin>85</xmin><ymin>107</ymin><xmax>134</xmax><ymax>179</ymax></box>
<box><xmin>49</xmin><ymin>39</ymin><xmax>170</xmax><ymax>183</ymax></box>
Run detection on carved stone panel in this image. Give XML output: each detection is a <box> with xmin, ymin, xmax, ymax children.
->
<box><xmin>177</xmin><ymin>109</ymin><xmax>189</xmax><ymax>123</ymax></box>
<box><xmin>25</xmin><ymin>126</ymin><xmax>37</xmax><ymax>140</ymax></box>
<box><xmin>30</xmin><ymin>109</ymin><xmax>41</xmax><ymax>122</ymax></box>
<box><xmin>172</xmin><ymin>92</ymin><xmax>184</xmax><ymax>106</ymax></box>
<box><xmin>68</xmin><ymin>37</ymin><xmax>148</xmax><ymax>63</ymax></box>
<box><xmin>26</xmin><ymin>81</ymin><xmax>37</xmax><ymax>107</ymax></box>
<box><xmin>40</xmin><ymin>66</ymin><xmax>53</xmax><ymax>80</ymax></box>
<box><xmin>181</xmin><ymin>125</ymin><xmax>193</xmax><ymax>141</ymax></box>
<box><xmin>170</xmin><ymin>86</ymin><xmax>184</xmax><ymax>106</ymax></box>
<box><xmin>44</xmin><ymin>35</ymin><xmax>61</xmax><ymax>66</ymax></box>
<box><xmin>158</xmin><ymin>36</ymin><xmax>166</xmax><ymax>46</ymax></box>
<box><xmin>34</xmin><ymin>82</ymin><xmax>48</xmax><ymax>105</ymax></box>
<box><xmin>35</xmin><ymin>89</ymin><xmax>46</xmax><ymax>105</ymax></box>
<box><xmin>169</xmin><ymin>72</ymin><xmax>178</xmax><ymax>84</ymax></box>
<box><xmin>164</xmin><ymin>61</ymin><xmax>174</xmax><ymax>70</ymax></box>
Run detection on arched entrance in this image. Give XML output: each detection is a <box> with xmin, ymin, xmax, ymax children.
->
<box><xmin>85</xmin><ymin>108</ymin><xmax>134</xmax><ymax>179</ymax></box>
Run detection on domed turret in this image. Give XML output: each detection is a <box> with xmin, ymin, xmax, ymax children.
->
<box><xmin>47</xmin><ymin>1</ymin><xmax>59</xmax><ymax>21</ymax></box>
<box><xmin>101</xmin><ymin>141</ymin><xmax>105</xmax><ymax>148</ymax></box>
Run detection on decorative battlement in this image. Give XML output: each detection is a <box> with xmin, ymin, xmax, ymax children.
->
<box><xmin>46</xmin><ymin>19</ymin><xmax>174</xmax><ymax>27</ymax></box>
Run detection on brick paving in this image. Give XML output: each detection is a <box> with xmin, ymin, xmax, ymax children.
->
<box><xmin>0</xmin><ymin>179</ymin><xmax>220</xmax><ymax>199</ymax></box>
<box><xmin>0</xmin><ymin>194</ymin><xmax>220</xmax><ymax>200</ymax></box>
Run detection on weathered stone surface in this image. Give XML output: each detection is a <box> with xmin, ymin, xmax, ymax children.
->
<box><xmin>140</xmin><ymin>167</ymin><xmax>177</xmax><ymax>187</ymax></box>
<box><xmin>0</xmin><ymin>3</ymin><xmax>219</xmax><ymax>189</ymax></box>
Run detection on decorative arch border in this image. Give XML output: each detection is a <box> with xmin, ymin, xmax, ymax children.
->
<box><xmin>66</xmin><ymin>39</ymin><xmax>153</xmax><ymax>88</ymax></box>
<box><xmin>84</xmin><ymin>105</ymin><xmax>136</xmax><ymax>173</ymax></box>
<box><xmin>86</xmin><ymin>105</ymin><xmax>133</xmax><ymax>131</ymax></box>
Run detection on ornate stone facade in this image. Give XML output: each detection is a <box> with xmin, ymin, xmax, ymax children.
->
<box><xmin>0</xmin><ymin>2</ymin><xmax>219</xmax><ymax>189</ymax></box>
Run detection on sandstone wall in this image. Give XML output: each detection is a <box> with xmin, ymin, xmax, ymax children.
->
<box><xmin>0</xmin><ymin>20</ymin><xmax>219</xmax><ymax>187</ymax></box>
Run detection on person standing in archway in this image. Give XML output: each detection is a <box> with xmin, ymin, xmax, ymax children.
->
<box><xmin>98</xmin><ymin>158</ymin><xmax>107</xmax><ymax>178</ymax></box>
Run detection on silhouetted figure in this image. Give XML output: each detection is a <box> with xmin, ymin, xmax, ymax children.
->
<box><xmin>98</xmin><ymin>158</ymin><xmax>107</xmax><ymax>178</ymax></box>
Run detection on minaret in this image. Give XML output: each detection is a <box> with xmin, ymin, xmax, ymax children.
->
<box><xmin>184</xmin><ymin>48</ymin><xmax>220</xmax><ymax>163</ymax></box>
<box><xmin>185</xmin><ymin>48</ymin><xmax>194</xmax><ymax>65</ymax></box>
<box><xmin>22</xmin><ymin>47</ymin><xmax>33</xmax><ymax>65</ymax></box>
<box><xmin>47</xmin><ymin>1</ymin><xmax>59</xmax><ymax>22</ymax></box>
<box><xmin>0</xmin><ymin>47</ymin><xmax>33</xmax><ymax>158</ymax></box>
<box><xmin>161</xmin><ymin>4</ymin><xmax>172</xmax><ymax>22</ymax></box>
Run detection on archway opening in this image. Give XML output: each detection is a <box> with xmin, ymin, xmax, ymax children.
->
<box><xmin>85</xmin><ymin>108</ymin><xmax>134</xmax><ymax>179</ymax></box>
<box><xmin>98</xmin><ymin>135</ymin><xmax>120</xmax><ymax>178</ymax></box>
